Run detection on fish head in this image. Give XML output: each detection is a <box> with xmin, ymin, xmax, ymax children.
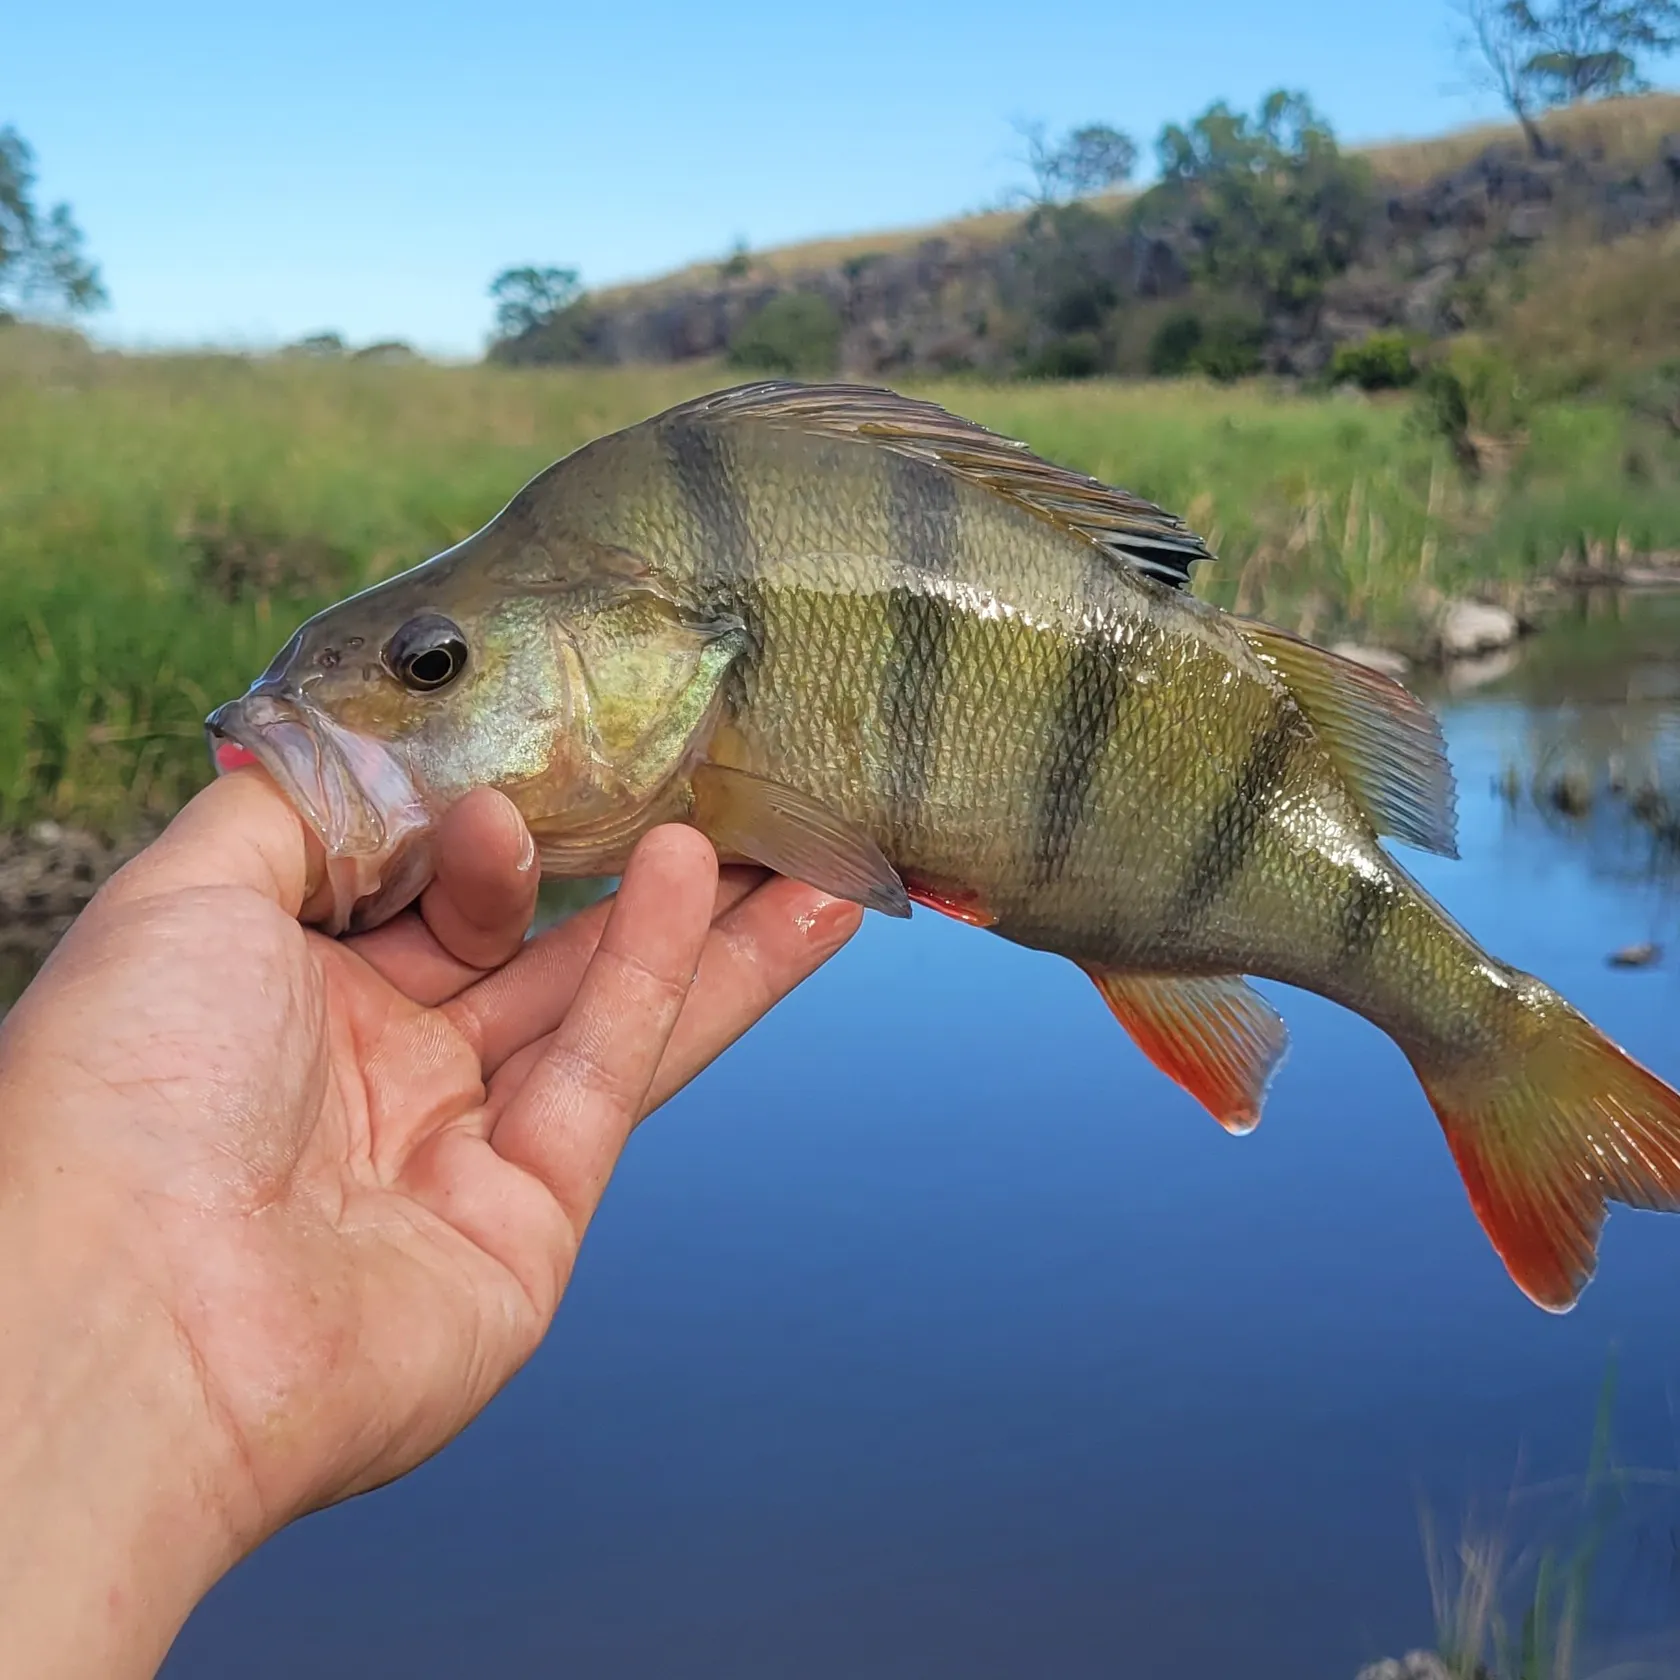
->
<box><xmin>207</xmin><ymin>527</ymin><xmax>745</xmax><ymax>933</ymax></box>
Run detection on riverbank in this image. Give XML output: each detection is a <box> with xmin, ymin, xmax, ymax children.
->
<box><xmin>0</xmin><ymin>821</ymin><xmax>153</xmax><ymax>1003</ymax></box>
<box><xmin>4</xmin><ymin>330</ymin><xmax>1677</xmax><ymax>869</ymax></box>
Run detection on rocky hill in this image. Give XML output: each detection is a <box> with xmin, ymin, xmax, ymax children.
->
<box><xmin>496</xmin><ymin>95</ymin><xmax>1680</xmax><ymax>382</ymax></box>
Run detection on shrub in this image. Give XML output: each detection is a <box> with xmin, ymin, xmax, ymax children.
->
<box><xmin>1195</xmin><ymin>313</ymin><xmax>1266</xmax><ymax>381</ymax></box>
<box><xmin>1147</xmin><ymin>308</ymin><xmax>1265</xmax><ymax>381</ymax></box>
<box><xmin>1330</xmin><ymin>332</ymin><xmax>1417</xmax><ymax>390</ymax></box>
<box><xmin>1148</xmin><ymin>310</ymin><xmax>1205</xmax><ymax>377</ymax></box>
<box><xmin>727</xmin><ymin>292</ymin><xmax>842</xmax><ymax>377</ymax></box>
<box><xmin>1416</xmin><ymin>363</ymin><xmax>1472</xmax><ymax>453</ymax></box>
<box><xmin>486</xmin><ymin>300</ymin><xmax>602</xmax><ymax>366</ymax></box>
<box><xmin>1023</xmin><ymin>332</ymin><xmax>1105</xmax><ymax>379</ymax></box>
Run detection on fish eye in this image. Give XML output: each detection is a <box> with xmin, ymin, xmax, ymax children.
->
<box><xmin>386</xmin><ymin>614</ymin><xmax>469</xmax><ymax>693</ymax></box>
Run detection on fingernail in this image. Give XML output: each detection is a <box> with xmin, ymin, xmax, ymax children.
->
<box><xmin>516</xmin><ymin>823</ymin><xmax>537</xmax><ymax>874</ymax></box>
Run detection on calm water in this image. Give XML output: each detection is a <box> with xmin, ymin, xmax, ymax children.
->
<box><xmin>160</xmin><ymin>599</ymin><xmax>1680</xmax><ymax>1680</ymax></box>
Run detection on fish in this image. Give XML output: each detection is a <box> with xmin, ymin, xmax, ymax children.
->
<box><xmin>206</xmin><ymin>380</ymin><xmax>1680</xmax><ymax>1311</ymax></box>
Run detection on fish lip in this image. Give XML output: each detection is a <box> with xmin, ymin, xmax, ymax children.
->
<box><xmin>205</xmin><ymin>687</ymin><xmax>434</xmax><ymax>935</ymax></box>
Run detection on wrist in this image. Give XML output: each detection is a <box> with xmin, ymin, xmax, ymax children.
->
<box><xmin>0</xmin><ymin>1168</ymin><xmax>259</xmax><ymax>1679</ymax></box>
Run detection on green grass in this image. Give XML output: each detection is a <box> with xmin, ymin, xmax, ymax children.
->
<box><xmin>3</xmin><ymin>325</ymin><xmax>1678</xmax><ymax>836</ymax></box>
<box><xmin>926</xmin><ymin>377</ymin><xmax>1680</xmax><ymax>633</ymax></box>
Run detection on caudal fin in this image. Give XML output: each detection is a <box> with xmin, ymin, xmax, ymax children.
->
<box><xmin>1413</xmin><ymin>984</ymin><xmax>1680</xmax><ymax>1310</ymax></box>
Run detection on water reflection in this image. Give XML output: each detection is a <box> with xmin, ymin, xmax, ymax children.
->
<box><xmin>1479</xmin><ymin>595</ymin><xmax>1680</xmax><ymax>968</ymax></box>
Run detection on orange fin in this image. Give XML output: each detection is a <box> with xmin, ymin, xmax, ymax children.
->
<box><xmin>690</xmin><ymin>763</ymin><xmax>911</xmax><ymax>918</ymax></box>
<box><xmin>901</xmin><ymin>872</ymin><xmax>997</xmax><ymax>928</ymax></box>
<box><xmin>1411</xmin><ymin>986</ymin><xmax>1680</xmax><ymax>1311</ymax></box>
<box><xmin>1084</xmin><ymin>966</ymin><xmax>1288</xmax><ymax>1135</ymax></box>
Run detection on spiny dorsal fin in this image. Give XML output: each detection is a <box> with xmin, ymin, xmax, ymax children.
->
<box><xmin>1234</xmin><ymin>617</ymin><xmax>1458</xmax><ymax>858</ymax></box>
<box><xmin>665</xmin><ymin>381</ymin><xmax>1212</xmax><ymax>591</ymax></box>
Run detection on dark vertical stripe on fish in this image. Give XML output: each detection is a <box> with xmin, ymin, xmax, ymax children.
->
<box><xmin>881</xmin><ymin>586</ymin><xmax>959</xmax><ymax>818</ymax></box>
<box><xmin>1169</xmin><ymin>706</ymin><xmax>1302</xmax><ymax>932</ymax></box>
<box><xmin>663</xmin><ymin>419</ymin><xmax>764</xmax><ymax>712</ymax></box>
<box><xmin>663</xmin><ymin>421</ymin><xmax>757</xmax><ymax>605</ymax></box>
<box><xmin>886</xmin><ymin>449</ymin><xmax>963</xmax><ymax>580</ymax></box>
<box><xmin>1031</xmin><ymin>637</ymin><xmax>1128</xmax><ymax>886</ymax></box>
<box><xmin>1336</xmin><ymin>871</ymin><xmax>1395</xmax><ymax>969</ymax></box>
<box><xmin>878</xmin><ymin>452</ymin><xmax>962</xmax><ymax>819</ymax></box>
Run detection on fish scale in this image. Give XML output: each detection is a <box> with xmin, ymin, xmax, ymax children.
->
<box><xmin>207</xmin><ymin>379</ymin><xmax>1680</xmax><ymax>1313</ymax></box>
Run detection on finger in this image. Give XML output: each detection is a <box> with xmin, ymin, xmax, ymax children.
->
<box><xmin>343</xmin><ymin>790</ymin><xmax>541</xmax><ymax>1003</ymax></box>
<box><xmin>417</xmin><ymin>788</ymin><xmax>540</xmax><ymax>971</ymax></box>
<box><xmin>481</xmin><ymin>877</ymin><xmax>860</xmax><ymax>1124</ymax></box>
<box><xmin>94</xmin><ymin>769</ymin><xmax>321</xmax><ymax>920</ymax></box>
<box><xmin>448</xmin><ymin>865</ymin><xmax>767</xmax><ymax>1075</ymax></box>
<box><xmin>640</xmin><ymin>877</ymin><xmax>860</xmax><ymax>1113</ymax></box>
<box><xmin>489</xmin><ymin>826</ymin><xmax>717</xmax><ymax>1240</ymax></box>
<box><xmin>340</xmin><ymin>908</ymin><xmax>476</xmax><ymax>1008</ymax></box>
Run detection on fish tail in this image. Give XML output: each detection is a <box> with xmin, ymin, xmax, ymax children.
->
<box><xmin>1408</xmin><ymin>974</ymin><xmax>1680</xmax><ymax>1311</ymax></box>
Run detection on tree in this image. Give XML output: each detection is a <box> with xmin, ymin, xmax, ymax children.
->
<box><xmin>1457</xmin><ymin>0</ymin><xmax>1680</xmax><ymax>155</ymax></box>
<box><xmin>1147</xmin><ymin>92</ymin><xmax>1373</xmax><ymax>313</ymax></box>
<box><xmin>1458</xmin><ymin>0</ymin><xmax>1552</xmax><ymax>154</ymax></box>
<box><xmin>488</xmin><ymin>265</ymin><xmax>581</xmax><ymax>340</ymax></box>
<box><xmin>1017</xmin><ymin>120</ymin><xmax>1138</xmax><ymax>205</ymax></box>
<box><xmin>726</xmin><ymin>292</ymin><xmax>842</xmax><ymax>377</ymax></box>
<box><xmin>0</xmin><ymin>127</ymin><xmax>106</xmax><ymax>315</ymax></box>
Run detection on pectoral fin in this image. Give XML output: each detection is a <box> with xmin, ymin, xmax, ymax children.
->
<box><xmin>1083</xmin><ymin>966</ymin><xmax>1289</xmax><ymax>1135</ymax></box>
<box><xmin>690</xmin><ymin>763</ymin><xmax>911</xmax><ymax>917</ymax></box>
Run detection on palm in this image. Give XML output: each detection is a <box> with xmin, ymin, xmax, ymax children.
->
<box><xmin>4</xmin><ymin>774</ymin><xmax>858</xmax><ymax>1543</ymax></box>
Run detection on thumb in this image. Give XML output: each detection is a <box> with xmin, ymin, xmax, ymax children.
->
<box><xmin>98</xmin><ymin>769</ymin><xmax>328</xmax><ymax>920</ymax></box>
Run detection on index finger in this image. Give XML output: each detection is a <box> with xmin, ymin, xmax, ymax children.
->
<box><xmin>489</xmin><ymin>825</ymin><xmax>718</xmax><ymax>1245</ymax></box>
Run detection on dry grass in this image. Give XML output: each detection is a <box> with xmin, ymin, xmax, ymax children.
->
<box><xmin>1365</xmin><ymin>91</ymin><xmax>1680</xmax><ymax>187</ymax></box>
<box><xmin>589</xmin><ymin>207</ymin><xmax>1037</xmax><ymax>301</ymax></box>
<box><xmin>1496</xmin><ymin>222</ymin><xmax>1680</xmax><ymax>383</ymax></box>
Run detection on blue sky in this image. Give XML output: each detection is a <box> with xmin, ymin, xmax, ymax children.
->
<box><xmin>8</xmin><ymin>0</ymin><xmax>1540</xmax><ymax>355</ymax></box>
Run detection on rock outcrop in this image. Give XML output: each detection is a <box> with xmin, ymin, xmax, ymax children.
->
<box><xmin>496</xmin><ymin>121</ymin><xmax>1680</xmax><ymax>379</ymax></box>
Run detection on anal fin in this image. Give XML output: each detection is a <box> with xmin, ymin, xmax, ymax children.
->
<box><xmin>1084</xmin><ymin>967</ymin><xmax>1289</xmax><ymax>1135</ymax></box>
<box><xmin>690</xmin><ymin>763</ymin><xmax>911</xmax><ymax>918</ymax></box>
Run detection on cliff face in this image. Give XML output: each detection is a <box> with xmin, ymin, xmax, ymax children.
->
<box><xmin>496</xmin><ymin>114</ymin><xmax>1680</xmax><ymax>378</ymax></box>
<box><xmin>506</xmin><ymin>236</ymin><xmax>1027</xmax><ymax>375</ymax></box>
<box><xmin>1316</xmin><ymin>132</ymin><xmax>1680</xmax><ymax>354</ymax></box>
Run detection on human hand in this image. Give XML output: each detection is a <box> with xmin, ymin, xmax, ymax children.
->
<box><xmin>0</xmin><ymin>773</ymin><xmax>861</xmax><ymax>1679</ymax></box>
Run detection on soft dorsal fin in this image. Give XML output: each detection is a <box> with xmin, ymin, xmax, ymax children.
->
<box><xmin>664</xmin><ymin>381</ymin><xmax>1212</xmax><ymax>591</ymax></box>
<box><xmin>1234</xmin><ymin>617</ymin><xmax>1458</xmax><ymax>858</ymax></box>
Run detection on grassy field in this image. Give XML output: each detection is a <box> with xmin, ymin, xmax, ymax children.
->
<box><xmin>4</xmin><ymin>323</ymin><xmax>1679</xmax><ymax>838</ymax></box>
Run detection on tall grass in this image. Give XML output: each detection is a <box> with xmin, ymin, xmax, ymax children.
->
<box><xmin>2</xmin><ymin>328</ymin><xmax>1677</xmax><ymax>836</ymax></box>
<box><xmin>1423</xmin><ymin>1360</ymin><xmax>1680</xmax><ymax>1680</ymax></box>
<box><xmin>933</xmin><ymin>377</ymin><xmax>1680</xmax><ymax>631</ymax></box>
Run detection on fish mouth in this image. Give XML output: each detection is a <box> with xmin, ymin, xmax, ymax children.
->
<box><xmin>205</xmin><ymin>687</ymin><xmax>435</xmax><ymax>936</ymax></box>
